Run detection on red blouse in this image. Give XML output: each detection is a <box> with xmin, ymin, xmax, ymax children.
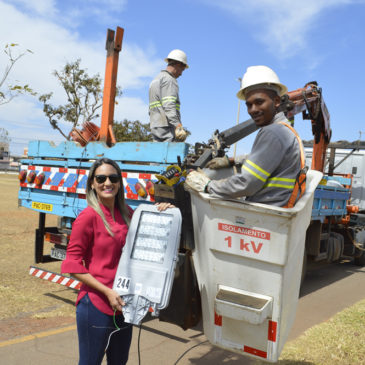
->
<box><xmin>61</xmin><ymin>204</ymin><xmax>132</xmax><ymax>315</ymax></box>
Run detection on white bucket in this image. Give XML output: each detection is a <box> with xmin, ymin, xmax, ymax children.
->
<box><xmin>190</xmin><ymin>170</ymin><xmax>322</xmax><ymax>362</ymax></box>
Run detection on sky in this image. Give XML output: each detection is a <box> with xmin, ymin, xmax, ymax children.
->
<box><xmin>1</xmin><ymin>0</ymin><xmax>365</xmax><ymax>156</ymax></box>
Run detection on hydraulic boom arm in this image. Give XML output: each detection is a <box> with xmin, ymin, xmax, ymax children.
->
<box><xmin>286</xmin><ymin>82</ymin><xmax>331</xmax><ymax>172</ymax></box>
<box><xmin>69</xmin><ymin>27</ymin><xmax>124</xmax><ymax>147</ymax></box>
<box><xmin>98</xmin><ymin>27</ymin><xmax>124</xmax><ymax>145</ymax></box>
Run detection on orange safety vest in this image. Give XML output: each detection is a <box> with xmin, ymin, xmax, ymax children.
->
<box><xmin>279</xmin><ymin>122</ymin><xmax>307</xmax><ymax>208</ymax></box>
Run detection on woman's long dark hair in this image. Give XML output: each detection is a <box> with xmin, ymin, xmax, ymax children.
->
<box><xmin>86</xmin><ymin>158</ymin><xmax>130</xmax><ymax>235</ymax></box>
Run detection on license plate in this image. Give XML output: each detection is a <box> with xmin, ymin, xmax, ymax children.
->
<box><xmin>32</xmin><ymin>201</ymin><xmax>53</xmax><ymax>212</ymax></box>
<box><xmin>51</xmin><ymin>247</ymin><xmax>66</xmax><ymax>260</ymax></box>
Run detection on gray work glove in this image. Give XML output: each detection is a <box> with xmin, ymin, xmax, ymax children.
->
<box><xmin>205</xmin><ymin>156</ymin><xmax>230</xmax><ymax>170</ymax></box>
<box><xmin>175</xmin><ymin>124</ymin><xmax>188</xmax><ymax>142</ymax></box>
<box><xmin>184</xmin><ymin>169</ymin><xmax>211</xmax><ymax>192</ymax></box>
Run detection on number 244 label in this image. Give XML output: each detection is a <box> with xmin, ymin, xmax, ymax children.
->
<box><xmin>115</xmin><ymin>276</ymin><xmax>131</xmax><ymax>291</ymax></box>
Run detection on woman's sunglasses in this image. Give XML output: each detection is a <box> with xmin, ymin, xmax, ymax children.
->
<box><xmin>94</xmin><ymin>174</ymin><xmax>120</xmax><ymax>184</ymax></box>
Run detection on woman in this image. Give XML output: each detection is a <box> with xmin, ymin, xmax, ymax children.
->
<box><xmin>61</xmin><ymin>158</ymin><xmax>172</xmax><ymax>365</ymax></box>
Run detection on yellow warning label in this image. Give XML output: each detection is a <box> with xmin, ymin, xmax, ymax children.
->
<box><xmin>31</xmin><ymin>201</ymin><xmax>53</xmax><ymax>212</ymax></box>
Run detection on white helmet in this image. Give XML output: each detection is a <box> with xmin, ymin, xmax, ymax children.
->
<box><xmin>164</xmin><ymin>49</ymin><xmax>189</xmax><ymax>68</ymax></box>
<box><xmin>237</xmin><ymin>65</ymin><xmax>287</xmax><ymax>100</ymax></box>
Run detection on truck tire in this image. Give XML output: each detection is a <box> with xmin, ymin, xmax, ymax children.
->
<box><xmin>354</xmin><ymin>251</ymin><xmax>365</xmax><ymax>266</ymax></box>
<box><xmin>300</xmin><ymin>249</ymin><xmax>307</xmax><ymax>287</ymax></box>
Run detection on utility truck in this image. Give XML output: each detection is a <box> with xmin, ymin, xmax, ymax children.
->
<box><xmin>18</xmin><ymin>27</ymin><xmax>365</xmax><ymax>362</ymax></box>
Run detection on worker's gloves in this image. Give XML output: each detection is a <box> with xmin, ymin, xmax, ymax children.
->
<box><xmin>205</xmin><ymin>156</ymin><xmax>231</xmax><ymax>170</ymax></box>
<box><xmin>175</xmin><ymin>124</ymin><xmax>188</xmax><ymax>142</ymax></box>
<box><xmin>184</xmin><ymin>169</ymin><xmax>211</xmax><ymax>193</ymax></box>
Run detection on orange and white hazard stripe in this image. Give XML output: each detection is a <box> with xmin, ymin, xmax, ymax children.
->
<box><xmin>214</xmin><ymin>311</ymin><xmax>278</xmax><ymax>360</ymax></box>
<box><xmin>29</xmin><ymin>266</ymin><xmax>81</xmax><ymax>290</ymax></box>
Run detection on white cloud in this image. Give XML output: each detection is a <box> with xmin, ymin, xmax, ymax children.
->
<box><xmin>3</xmin><ymin>0</ymin><xmax>128</xmax><ymax>27</ymax></box>
<box><xmin>0</xmin><ymin>0</ymin><xmax>159</xmax><ymax>95</ymax></box>
<box><xmin>1</xmin><ymin>99</ymin><xmax>44</xmax><ymax>127</ymax></box>
<box><xmin>81</xmin><ymin>0</ymin><xmax>128</xmax><ymax>17</ymax></box>
<box><xmin>0</xmin><ymin>0</ymin><xmax>162</xmax><ymax>154</ymax></box>
<box><xmin>0</xmin><ymin>97</ymin><xmax>66</xmax><ymax>155</ymax></box>
<box><xmin>58</xmin><ymin>0</ymin><xmax>128</xmax><ymax>28</ymax></box>
<box><xmin>115</xmin><ymin>96</ymin><xmax>149</xmax><ymax>124</ymax></box>
<box><xmin>119</xmin><ymin>44</ymin><xmax>163</xmax><ymax>89</ymax></box>
<box><xmin>205</xmin><ymin>0</ymin><xmax>365</xmax><ymax>58</ymax></box>
<box><xmin>8</xmin><ymin>0</ymin><xmax>58</xmax><ymax>17</ymax></box>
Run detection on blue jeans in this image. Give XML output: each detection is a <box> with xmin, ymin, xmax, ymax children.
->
<box><xmin>76</xmin><ymin>294</ymin><xmax>133</xmax><ymax>365</ymax></box>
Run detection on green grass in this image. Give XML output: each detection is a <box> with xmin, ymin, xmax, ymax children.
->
<box><xmin>253</xmin><ymin>298</ymin><xmax>365</xmax><ymax>365</ymax></box>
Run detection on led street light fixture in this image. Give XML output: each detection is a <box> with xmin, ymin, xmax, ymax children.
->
<box><xmin>113</xmin><ymin>204</ymin><xmax>182</xmax><ymax>325</ymax></box>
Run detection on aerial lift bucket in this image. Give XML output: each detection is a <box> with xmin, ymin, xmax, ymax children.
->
<box><xmin>189</xmin><ymin>170</ymin><xmax>323</xmax><ymax>362</ymax></box>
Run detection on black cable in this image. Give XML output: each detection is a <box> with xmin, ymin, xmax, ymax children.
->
<box><xmin>302</xmin><ymin>91</ymin><xmax>314</xmax><ymax>121</ymax></box>
<box><xmin>71</xmin><ymin>144</ymin><xmax>88</xmax><ymax>216</ymax></box>
<box><xmin>137</xmin><ymin>323</ymin><xmax>143</xmax><ymax>365</ymax></box>
<box><xmin>71</xmin><ymin>128</ymin><xmax>99</xmax><ymax>217</ymax></box>
<box><xmin>173</xmin><ymin>340</ymin><xmax>209</xmax><ymax>365</ymax></box>
<box><xmin>134</xmin><ymin>313</ymin><xmax>208</xmax><ymax>365</ymax></box>
<box><xmin>104</xmin><ymin>310</ymin><xmax>132</xmax><ymax>353</ymax></box>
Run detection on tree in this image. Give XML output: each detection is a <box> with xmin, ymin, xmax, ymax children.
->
<box><xmin>113</xmin><ymin>119</ymin><xmax>153</xmax><ymax>142</ymax></box>
<box><xmin>0</xmin><ymin>43</ymin><xmax>35</xmax><ymax>106</ymax></box>
<box><xmin>39</xmin><ymin>59</ymin><xmax>122</xmax><ymax>140</ymax></box>
<box><xmin>113</xmin><ymin>120</ymin><xmax>193</xmax><ymax>142</ymax></box>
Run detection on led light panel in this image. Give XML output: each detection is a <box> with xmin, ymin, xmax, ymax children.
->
<box><xmin>113</xmin><ymin>204</ymin><xmax>182</xmax><ymax>325</ymax></box>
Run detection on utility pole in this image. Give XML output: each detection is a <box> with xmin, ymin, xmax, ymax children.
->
<box><xmin>233</xmin><ymin>77</ymin><xmax>242</xmax><ymax>165</ymax></box>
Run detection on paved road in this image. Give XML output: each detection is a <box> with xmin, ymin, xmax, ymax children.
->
<box><xmin>1</xmin><ymin>260</ymin><xmax>364</xmax><ymax>365</ymax></box>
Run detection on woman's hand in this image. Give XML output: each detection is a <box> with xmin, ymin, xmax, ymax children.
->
<box><xmin>106</xmin><ymin>288</ymin><xmax>125</xmax><ymax>312</ymax></box>
<box><xmin>155</xmin><ymin>202</ymin><xmax>175</xmax><ymax>211</ymax></box>
<box><xmin>72</xmin><ymin>273</ymin><xmax>125</xmax><ymax>312</ymax></box>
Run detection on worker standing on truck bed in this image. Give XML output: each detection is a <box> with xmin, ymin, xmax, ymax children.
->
<box><xmin>149</xmin><ymin>49</ymin><xmax>188</xmax><ymax>142</ymax></box>
<box><xmin>185</xmin><ymin>65</ymin><xmax>306</xmax><ymax>207</ymax></box>
<box><xmin>61</xmin><ymin>158</ymin><xmax>173</xmax><ymax>365</ymax></box>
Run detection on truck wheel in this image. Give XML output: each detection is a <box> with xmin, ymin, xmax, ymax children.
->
<box><xmin>300</xmin><ymin>249</ymin><xmax>307</xmax><ymax>287</ymax></box>
<box><xmin>354</xmin><ymin>251</ymin><xmax>365</xmax><ymax>266</ymax></box>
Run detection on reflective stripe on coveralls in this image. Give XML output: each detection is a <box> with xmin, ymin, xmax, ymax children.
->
<box><xmin>149</xmin><ymin>101</ymin><xmax>162</xmax><ymax>109</ymax></box>
<box><xmin>241</xmin><ymin>159</ymin><xmax>270</xmax><ymax>182</ymax></box>
<box><xmin>278</xmin><ymin>121</ymin><xmax>307</xmax><ymax>208</ymax></box>
<box><xmin>241</xmin><ymin>160</ymin><xmax>295</xmax><ymax>191</ymax></box>
<box><xmin>241</xmin><ymin>122</ymin><xmax>306</xmax><ymax>207</ymax></box>
<box><xmin>149</xmin><ymin>97</ymin><xmax>180</xmax><ymax>110</ymax></box>
<box><xmin>149</xmin><ymin>70</ymin><xmax>181</xmax><ymax>129</ymax></box>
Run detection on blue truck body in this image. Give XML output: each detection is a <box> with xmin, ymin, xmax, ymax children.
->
<box><xmin>19</xmin><ymin>140</ymin><xmax>351</xmax><ymax>219</ymax></box>
<box><xmin>18</xmin><ymin>140</ymin><xmax>365</xmax><ymax>304</ymax></box>
<box><xmin>19</xmin><ymin>140</ymin><xmax>189</xmax><ymax>218</ymax></box>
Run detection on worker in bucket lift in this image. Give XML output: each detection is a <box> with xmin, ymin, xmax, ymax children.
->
<box><xmin>185</xmin><ymin>65</ymin><xmax>306</xmax><ymax>208</ymax></box>
<box><xmin>61</xmin><ymin>158</ymin><xmax>173</xmax><ymax>365</ymax></box>
<box><xmin>149</xmin><ymin>49</ymin><xmax>188</xmax><ymax>142</ymax></box>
